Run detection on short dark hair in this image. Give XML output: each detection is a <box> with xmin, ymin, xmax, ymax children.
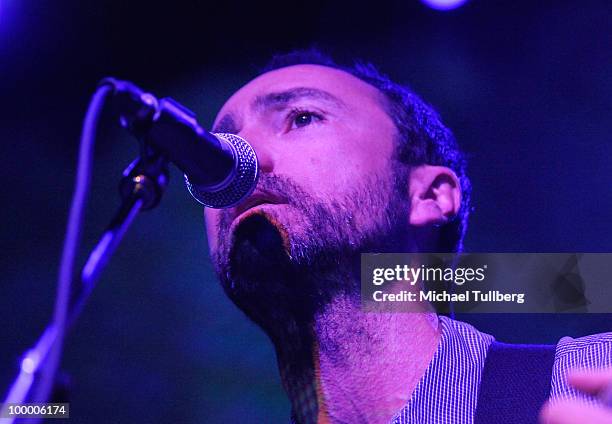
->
<box><xmin>261</xmin><ymin>48</ymin><xmax>471</xmax><ymax>252</ymax></box>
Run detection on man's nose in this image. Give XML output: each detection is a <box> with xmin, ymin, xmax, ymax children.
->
<box><xmin>238</xmin><ymin>129</ymin><xmax>274</xmax><ymax>174</ymax></box>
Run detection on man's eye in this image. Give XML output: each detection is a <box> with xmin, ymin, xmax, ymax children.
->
<box><xmin>287</xmin><ymin>109</ymin><xmax>322</xmax><ymax>130</ymax></box>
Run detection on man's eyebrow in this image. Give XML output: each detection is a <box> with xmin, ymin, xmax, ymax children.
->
<box><xmin>252</xmin><ymin>87</ymin><xmax>346</xmax><ymax>111</ymax></box>
<box><xmin>212</xmin><ymin>88</ymin><xmax>345</xmax><ymax>133</ymax></box>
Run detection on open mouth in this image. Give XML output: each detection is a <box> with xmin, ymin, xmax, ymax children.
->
<box><xmin>228</xmin><ymin>189</ymin><xmax>292</xmax><ymax>255</ymax></box>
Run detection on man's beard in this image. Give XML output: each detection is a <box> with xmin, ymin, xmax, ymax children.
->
<box><xmin>211</xmin><ymin>168</ymin><xmax>410</xmax><ymax>334</ymax></box>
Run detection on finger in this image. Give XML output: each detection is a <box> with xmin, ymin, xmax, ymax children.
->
<box><xmin>540</xmin><ymin>399</ymin><xmax>612</xmax><ymax>424</ymax></box>
<box><xmin>567</xmin><ymin>368</ymin><xmax>612</xmax><ymax>395</ymax></box>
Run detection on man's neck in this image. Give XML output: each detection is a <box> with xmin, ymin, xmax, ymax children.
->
<box><xmin>276</xmin><ymin>292</ymin><xmax>441</xmax><ymax>424</ymax></box>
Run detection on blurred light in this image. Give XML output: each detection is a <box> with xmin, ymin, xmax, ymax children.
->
<box><xmin>21</xmin><ymin>352</ymin><xmax>40</xmax><ymax>374</ymax></box>
<box><xmin>420</xmin><ymin>0</ymin><xmax>468</xmax><ymax>11</ymax></box>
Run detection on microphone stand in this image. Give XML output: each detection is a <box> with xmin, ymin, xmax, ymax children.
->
<box><xmin>1</xmin><ymin>83</ymin><xmax>169</xmax><ymax>424</ymax></box>
<box><xmin>81</xmin><ymin>150</ymin><xmax>169</xmax><ymax>288</ymax></box>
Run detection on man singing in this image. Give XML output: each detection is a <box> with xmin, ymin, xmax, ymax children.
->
<box><xmin>202</xmin><ymin>50</ymin><xmax>612</xmax><ymax>424</ymax></box>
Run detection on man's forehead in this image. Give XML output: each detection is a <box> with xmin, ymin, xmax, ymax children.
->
<box><xmin>214</xmin><ymin>64</ymin><xmax>384</xmax><ymax>122</ymax></box>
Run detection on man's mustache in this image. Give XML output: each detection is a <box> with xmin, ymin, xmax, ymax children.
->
<box><xmin>217</xmin><ymin>173</ymin><xmax>310</xmax><ymax>235</ymax></box>
<box><xmin>220</xmin><ymin>174</ymin><xmax>307</xmax><ymax>217</ymax></box>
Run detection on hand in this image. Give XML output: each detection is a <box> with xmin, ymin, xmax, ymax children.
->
<box><xmin>540</xmin><ymin>368</ymin><xmax>612</xmax><ymax>423</ymax></box>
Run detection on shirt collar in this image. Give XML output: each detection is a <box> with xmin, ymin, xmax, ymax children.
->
<box><xmin>390</xmin><ymin>316</ymin><xmax>495</xmax><ymax>424</ymax></box>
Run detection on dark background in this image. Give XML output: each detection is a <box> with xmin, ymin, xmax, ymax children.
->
<box><xmin>1</xmin><ymin>0</ymin><xmax>611</xmax><ymax>422</ymax></box>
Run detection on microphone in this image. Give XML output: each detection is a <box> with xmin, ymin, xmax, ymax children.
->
<box><xmin>101</xmin><ymin>78</ymin><xmax>258</xmax><ymax>208</ymax></box>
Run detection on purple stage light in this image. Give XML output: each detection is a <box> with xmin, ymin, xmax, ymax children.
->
<box><xmin>420</xmin><ymin>0</ymin><xmax>468</xmax><ymax>11</ymax></box>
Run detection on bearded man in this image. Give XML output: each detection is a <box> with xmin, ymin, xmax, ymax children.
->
<box><xmin>202</xmin><ymin>50</ymin><xmax>612</xmax><ymax>424</ymax></box>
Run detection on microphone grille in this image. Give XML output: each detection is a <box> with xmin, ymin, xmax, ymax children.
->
<box><xmin>185</xmin><ymin>133</ymin><xmax>258</xmax><ymax>208</ymax></box>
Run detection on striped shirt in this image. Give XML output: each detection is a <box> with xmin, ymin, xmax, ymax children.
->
<box><xmin>391</xmin><ymin>316</ymin><xmax>612</xmax><ymax>424</ymax></box>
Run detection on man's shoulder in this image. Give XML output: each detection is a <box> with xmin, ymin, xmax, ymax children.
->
<box><xmin>555</xmin><ymin>331</ymin><xmax>612</xmax><ymax>360</ymax></box>
<box><xmin>550</xmin><ymin>330</ymin><xmax>612</xmax><ymax>404</ymax></box>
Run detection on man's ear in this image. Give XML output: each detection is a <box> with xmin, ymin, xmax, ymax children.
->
<box><xmin>409</xmin><ymin>165</ymin><xmax>461</xmax><ymax>227</ymax></box>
